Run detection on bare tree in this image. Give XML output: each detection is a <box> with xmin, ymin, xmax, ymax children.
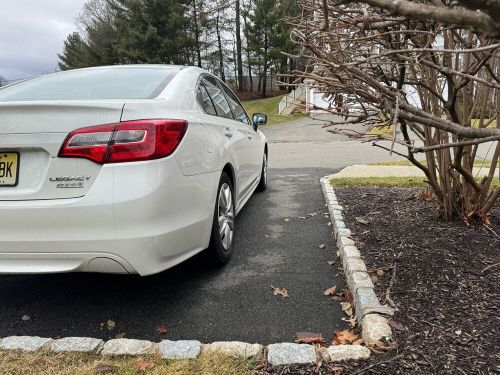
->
<box><xmin>289</xmin><ymin>0</ymin><xmax>500</xmax><ymax>221</ymax></box>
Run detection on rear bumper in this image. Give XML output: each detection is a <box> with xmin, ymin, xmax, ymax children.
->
<box><xmin>0</xmin><ymin>157</ymin><xmax>219</xmax><ymax>276</ymax></box>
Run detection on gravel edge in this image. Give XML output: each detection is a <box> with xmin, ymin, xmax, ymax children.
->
<box><xmin>320</xmin><ymin>176</ymin><xmax>394</xmax><ymax>346</ymax></box>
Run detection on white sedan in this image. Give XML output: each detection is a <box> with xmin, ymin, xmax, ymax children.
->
<box><xmin>0</xmin><ymin>65</ymin><xmax>268</xmax><ymax>276</ymax></box>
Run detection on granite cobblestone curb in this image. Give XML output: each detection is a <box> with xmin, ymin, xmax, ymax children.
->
<box><xmin>0</xmin><ymin>337</ymin><xmax>371</xmax><ymax>365</ymax></box>
<box><xmin>321</xmin><ymin>175</ymin><xmax>394</xmax><ymax>346</ymax></box>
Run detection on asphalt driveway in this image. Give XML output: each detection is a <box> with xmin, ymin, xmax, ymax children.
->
<box><xmin>0</xmin><ymin>115</ymin><xmax>402</xmax><ymax>344</ymax></box>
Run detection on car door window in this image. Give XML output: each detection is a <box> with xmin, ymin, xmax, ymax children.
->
<box><xmin>196</xmin><ymin>82</ymin><xmax>217</xmax><ymax>115</ymax></box>
<box><xmin>220</xmin><ymin>83</ymin><xmax>250</xmax><ymax>125</ymax></box>
<box><xmin>202</xmin><ymin>76</ymin><xmax>233</xmax><ymax>120</ymax></box>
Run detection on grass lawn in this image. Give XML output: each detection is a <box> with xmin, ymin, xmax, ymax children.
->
<box><xmin>371</xmin><ymin>159</ymin><xmax>496</xmax><ymax>168</ymax></box>
<box><xmin>331</xmin><ymin>176</ymin><xmax>499</xmax><ymax>188</ymax></box>
<box><xmin>242</xmin><ymin>95</ymin><xmax>306</xmax><ymax>126</ymax></box>
<box><xmin>0</xmin><ymin>351</ymin><xmax>254</xmax><ymax>375</ymax></box>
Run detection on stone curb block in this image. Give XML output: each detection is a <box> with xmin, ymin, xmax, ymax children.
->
<box><xmin>101</xmin><ymin>339</ymin><xmax>156</xmax><ymax>356</ymax></box>
<box><xmin>320</xmin><ymin>175</ymin><xmax>393</xmax><ymax>345</ymax></box>
<box><xmin>267</xmin><ymin>343</ymin><xmax>317</xmax><ymax>366</ymax></box>
<box><xmin>202</xmin><ymin>341</ymin><xmax>263</xmax><ymax>358</ymax></box>
<box><xmin>362</xmin><ymin>315</ymin><xmax>393</xmax><ymax>346</ymax></box>
<box><xmin>159</xmin><ymin>340</ymin><xmax>202</xmax><ymax>359</ymax></box>
<box><xmin>50</xmin><ymin>337</ymin><xmax>104</xmax><ymax>354</ymax></box>
<box><xmin>0</xmin><ymin>336</ymin><xmax>52</xmax><ymax>352</ymax></box>
<box><xmin>326</xmin><ymin>345</ymin><xmax>371</xmax><ymax>361</ymax></box>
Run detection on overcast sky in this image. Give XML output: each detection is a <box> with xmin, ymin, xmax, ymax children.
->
<box><xmin>0</xmin><ymin>0</ymin><xmax>87</xmax><ymax>80</ymax></box>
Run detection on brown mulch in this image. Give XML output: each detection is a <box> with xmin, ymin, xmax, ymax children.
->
<box><xmin>257</xmin><ymin>187</ymin><xmax>499</xmax><ymax>375</ymax></box>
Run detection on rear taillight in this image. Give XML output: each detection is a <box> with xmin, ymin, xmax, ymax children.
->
<box><xmin>59</xmin><ymin>120</ymin><xmax>188</xmax><ymax>164</ymax></box>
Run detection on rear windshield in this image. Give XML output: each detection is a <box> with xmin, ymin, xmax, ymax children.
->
<box><xmin>0</xmin><ymin>67</ymin><xmax>178</xmax><ymax>102</ymax></box>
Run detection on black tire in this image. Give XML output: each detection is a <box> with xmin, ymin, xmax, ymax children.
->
<box><xmin>257</xmin><ymin>152</ymin><xmax>268</xmax><ymax>192</ymax></box>
<box><xmin>208</xmin><ymin>172</ymin><xmax>235</xmax><ymax>264</ymax></box>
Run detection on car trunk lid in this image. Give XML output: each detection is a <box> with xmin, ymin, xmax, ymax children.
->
<box><xmin>0</xmin><ymin>101</ymin><xmax>124</xmax><ymax>201</ymax></box>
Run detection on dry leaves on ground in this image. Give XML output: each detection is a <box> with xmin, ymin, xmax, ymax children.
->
<box><xmin>295</xmin><ymin>332</ymin><xmax>327</xmax><ymax>345</ymax></box>
<box><xmin>271</xmin><ymin>285</ymin><xmax>289</xmax><ymax>298</ymax></box>
<box><xmin>135</xmin><ymin>357</ymin><xmax>156</xmax><ymax>372</ymax></box>
<box><xmin>332</xmin><ymin>330</ymin><xmax>360</xmax><ymax>345</ymax></box>
<box><xmin>156</xmin><ymin>326</ymin><xmax>168</xmax><ymax>335</ymax></box>
<box><xmin>324</xmin><ymin>285</ymin><xmax>337</xmax><ymax>296</ymax></box>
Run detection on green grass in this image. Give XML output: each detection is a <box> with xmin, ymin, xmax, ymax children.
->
<box><xmin>330</xmin><ymin>176</ymin><xmax>429</xmax><ymax>188</ymax></box>
<box><xmin>371</xmin><ymin>159</ymin><xmax>496</xmax><ymax>168</ymax></box>
<box><xmin>243</xmin><ymin>95</ymin><xmax>306</xmax><ymax>126</ymax></box>
<box><xmin>330</xmin><ymin>176</ymin><xmax>499</xmax><ymax>188</ymax></box>
<box><xmin>0</xmin><ymin>351</ymin><xmax>254</xmax><ymax>375</ymax></box>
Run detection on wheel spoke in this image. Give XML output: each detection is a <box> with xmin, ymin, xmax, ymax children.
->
<box><xmin>217</xmin><ymin>182</ymin><xmax>234</xmax><ymax>251</ymax></box>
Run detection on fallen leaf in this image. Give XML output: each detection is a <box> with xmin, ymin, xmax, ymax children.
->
<box><xmin>340</xmin><ymin>301</ymin><xmax>352</xmax><ymax>314</ymax></box>
<box><xmin>327</xmin><ymin>260</ymin><xmax>335</xmax><ymax>266</ymax></box>
<box><xmin>355</xmin><ymin>217</ymin><xmax>369</xmax><ymax>225</ymax></box>
<box><xmin>319</xmin><ymin>244</ymin><xmax>326</xmax><ymax>249</ymax></box>
<box><xmin>115</xmin><ymin>332</ymin><xmax>127</xmax><ymax>339</ymax></box>
<box><xmin>156</xmin><ymin>326</ymin><xmax>168</xmax><ymax>335</ymax></box>
<box><xmin>135</xmin><ymin>357</ymin><xmax>156</xmax><ymax>372</ymax></box>
<box><xmin>455</xmin><ymin>329</ymin><xmax>462</xmax><ymax>335</ymax></box>
<box><xmin>376</xmin><ymin>269</ymin><xmax>385</xmax><ymax>277</ymax></box>
<box><xmin>21</xmin><ymin>315</ymin><xmax>31</xmax><ymax>321</ymax></box>
<box><xmin>353</xmin><ymin>338</ymin><xmax>364</xmax><ymax>345</ymax></box>
<box><xmin>346</xmin><ymin>316</ymin><xmax>357</xmax><ymax>328</ymax></box>
<box><xmin>295</xmin><ymin>332</ymin><xmax>327</xmax><ymax>345</ymax></box>
<box><xmin>106</xmin><ymin>320</ymin><xmax>116</xmax><ymax>331</ymax></box>
<box><xmin>371</xmin><ymin>275</ymin><xmax>379</xmax><ymax>284</ymax></box>
<box><xmin>332</xmin><ymin>329</ymin><xmax>360</xmax><ymax>345</ymax></box>
<box><xmin>324</xmin><ymin>285</ymin><xmax>337</xmax><ymax>296</ymax></box>
<box><xmin>388</xmin><ymin>320</ymin><xmax>406</xmax><ymax>332</ymax></box>
<box><xmin>271</xmin><ymin>285</ymin><xmax>289</xmax><ymax>298</ymax></box>
<box><xmin>94</xmin><ymin>363</ymin><xmax>119</xmax><ymax>374</ymax></box>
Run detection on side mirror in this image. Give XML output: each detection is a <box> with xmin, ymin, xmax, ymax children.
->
<box><xmin>252</xmin><ymin>113</ymin><xmax>267</xmax><ymax>129</ymax></box>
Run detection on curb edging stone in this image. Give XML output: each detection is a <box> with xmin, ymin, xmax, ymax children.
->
<box><xmin>320</xmin><ymin>175</ymin><xmax>394</xmax><ymax>346</ymax></box>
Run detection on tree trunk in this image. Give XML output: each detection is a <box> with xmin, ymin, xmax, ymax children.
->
<box><xmin>261</xmin><ymin>34</ymin><xmax>268</xmax><ymax>97</ymax></box>
<box><xmin>235</xmin><ymin>0</ymin><xmax>244</xmax><ymax>91</ymax></box>
<box><xmin>216</xmin><ymin>9</ymin><xmax>225</xmax><ymax>82</ymax></box>
<box><xmin>192</xmin><ymin>0</ymin><xmax>202</xmax><ymax>68</ymax></box>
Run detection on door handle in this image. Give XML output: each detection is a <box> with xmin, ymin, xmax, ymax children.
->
<box><xmin>224</xmin><ymin>128</ymin><xmax>233</xmax><ymax>138</ymax></box>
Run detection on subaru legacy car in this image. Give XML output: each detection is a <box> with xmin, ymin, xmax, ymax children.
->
<box><xmin>0</xmin><ymin>65</ymin><xmax>268</xmax><ymax>276</ymax></box>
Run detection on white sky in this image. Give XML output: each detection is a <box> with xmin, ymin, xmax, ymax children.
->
<box><xmin>0</xmin><ymin>0</ymin><xmax>87</xmax><ymax>80</ymax></box>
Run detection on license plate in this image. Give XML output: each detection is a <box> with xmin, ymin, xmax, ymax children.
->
<box><xmin>0</xmin><ymin>152</ymin><xmax>19</xmax><ymax>187</ymax></box>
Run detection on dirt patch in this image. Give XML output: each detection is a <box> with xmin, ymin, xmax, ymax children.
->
<box><xmin>259</xmin><ymin>187</ymin><xmax>499</xmax><ymax>375</ymax></box>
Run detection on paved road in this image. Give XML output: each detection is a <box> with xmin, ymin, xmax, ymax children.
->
<box><xmin>3</xmin><ymin>115</ymin><xmax>486</xmax><ymax>344</ymax></box>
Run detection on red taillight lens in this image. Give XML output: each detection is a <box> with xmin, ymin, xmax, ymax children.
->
<box><xmin>59</xmin><ymin>120</ymin><xmax>188</xmax><ymax>164</ymax></box>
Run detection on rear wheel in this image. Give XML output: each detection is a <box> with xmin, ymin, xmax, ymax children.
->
<box><xmin>257</xmin><ymin>153</ymin><xmax>268</xmax><ymax>192</ymax></box>
<box><xmin>208</xmin><ymin>172</ymin><xmax>235</xmax><ymax>264</ymax></box>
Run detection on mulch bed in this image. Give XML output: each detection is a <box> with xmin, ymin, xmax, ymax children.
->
<box><xmin>258</xmin><ymin>187</ymin><xmax>499</xmax><ymax>375</ymax></box>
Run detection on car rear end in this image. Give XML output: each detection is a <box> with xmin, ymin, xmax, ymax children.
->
<box><xmin>0</xmin><ymin>66</ymin><xmax>215</xmax><ymax>276</ymax></box>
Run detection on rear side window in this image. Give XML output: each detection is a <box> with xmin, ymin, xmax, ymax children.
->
<box><xmin>202</xmin><ymin>76</ymin><xmax>233</xmax><ymax>119</ymax></box>
<box><xmin>196</xmin><ymin>83</ymin><xmax>217</xmax><ymax>115</ymax></box>
<box><xmin>0</xmin><ymin>67</ymin><xmax>178</xmax><ymax>102</ymax></box>
<box><xmin>220</xmin><ymin>83</ymin><xmax>250</xmax><ymax>124</ymax></box>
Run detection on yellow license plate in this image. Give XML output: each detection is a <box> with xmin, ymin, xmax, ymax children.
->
<box><xmin>0</xmin><ymin>152</ymin><xmax>19</xmax><ymax>187</ymax></box>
